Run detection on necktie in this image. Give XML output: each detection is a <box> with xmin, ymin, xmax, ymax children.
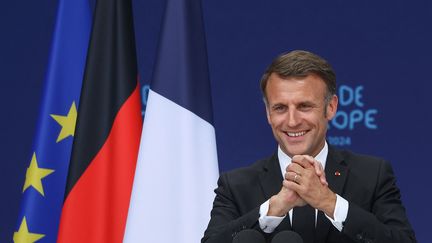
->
<box><xmin>292</xmin><ymin>204</ymin><xmax>315</xmax><ymax>243</ymax></box>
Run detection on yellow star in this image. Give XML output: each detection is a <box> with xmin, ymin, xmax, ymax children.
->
<box><xmin>51</xmin><ymin>102</ymin><xmax>77</xmax><ymax>143</ymax></box>
<box><xmin>13</xmin><ymin>217</ymin><xmax>45</xmax><ymax>243</ymax></box>
<box><xmin>22</xmin><ymin>153</ymin><xmax>54</xmax><ymax>196</ymax></box>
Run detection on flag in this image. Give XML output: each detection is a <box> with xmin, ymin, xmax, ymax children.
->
<box><xmin>123</xmin><ymin>0</ymin><xmax>219</xmax><ymax>242</ymax></box>
<box><xmin>13</xmin><ymin>0</ymin><xmax>90</xmax><ymax>242</ymax></box>
<box><xmin>56</xmin><ymin>0</ymin><xmax>142</xmax><ymax>242</ymax></box>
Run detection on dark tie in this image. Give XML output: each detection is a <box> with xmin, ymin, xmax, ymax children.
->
<box><xmin>292</xmin><ymin>204</ymin><xmax>315</xmax><ymax>243</ymax></box>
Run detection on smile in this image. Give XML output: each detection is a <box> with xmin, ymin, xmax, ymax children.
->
<box><xmin>286</xmin><ymin>131</ymin><xmax>307</xmax><ymax>137</ymax></box>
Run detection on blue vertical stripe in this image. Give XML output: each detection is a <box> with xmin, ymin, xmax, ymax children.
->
<box><xmin>151</xmin><ymin>0</ymin><xmax>214</xmax><ymax>125</ymax></box>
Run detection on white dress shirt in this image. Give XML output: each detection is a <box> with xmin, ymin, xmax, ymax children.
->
<box><xmin>258</xmin><ymin>142</ymin><xmax>348</xmax><ymax>233</ymax></box>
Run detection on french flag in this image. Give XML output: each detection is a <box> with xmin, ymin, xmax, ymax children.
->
<box><xmin>123</xmin><ymin>0</ymin><xmax>219</xmax><ymax>242</ymax></box>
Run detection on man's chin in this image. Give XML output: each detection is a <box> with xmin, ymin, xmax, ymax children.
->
<box><xmin>282</xmin><ymin>145</ymin><xmax>308</xmax><ymax>157</ymax></box>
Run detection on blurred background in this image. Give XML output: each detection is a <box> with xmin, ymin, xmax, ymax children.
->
<box><xmin>1</xmin><ymin>0</ymin><xmax>430</xmax><ymax>242</ymax></box>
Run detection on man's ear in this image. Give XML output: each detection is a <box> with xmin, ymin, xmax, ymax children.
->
<box><xmin>264</xmin><ymin>99</ymin><xmax>271</xmax><ymax>124</ymax></box>
<box><xmin>326</xmin><ymin>95</ymin><xmax>338</xmax><ymax>120</ymax></box>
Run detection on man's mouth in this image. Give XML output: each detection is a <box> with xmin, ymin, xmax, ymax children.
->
<box><xmin>286</xmin><ymin>131</ymin><xmax>307</xmax><ymax>137</ymax></box>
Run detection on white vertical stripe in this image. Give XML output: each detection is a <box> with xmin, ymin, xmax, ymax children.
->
<box><xmin>124</xmin><ymin>89</ymin><xmax>219</xmax><ymax>242</ymax></box>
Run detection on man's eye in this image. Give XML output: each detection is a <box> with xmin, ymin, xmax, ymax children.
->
<box><xmin>273</xmin><ymin>106</ymin><xmax>286</xmax><ymax>112</ymax></box>
<box><xmin>298</xmin><ymin>104</ymin><xmax>312</xmax><ymax>111</ymax></box>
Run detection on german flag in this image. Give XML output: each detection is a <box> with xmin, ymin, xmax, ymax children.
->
<box><xmin>57</xmin><ymin>0</ymin><xmax>142</xmax><ymax>242</ymax></box>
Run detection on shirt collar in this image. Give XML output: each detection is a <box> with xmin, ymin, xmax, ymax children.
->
<box><xmin>277</xmin><ymin>141</ymin><xmax>328</xmax><ymax>177</ymax></box>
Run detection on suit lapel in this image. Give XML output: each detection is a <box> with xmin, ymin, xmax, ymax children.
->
<box><xmin>258</xmin><ymin>153</ymin><xmax>293</xmax><ymax>231</ymax></box>
<box><xmin>258</xmin><ymin>153</ymin><xmax>283</xmax><ymax>201</ymax></box>
<box><xmin>315</xmin><ymin>146</ymin><xmax>349</xmax><ymax>242</ymax></box>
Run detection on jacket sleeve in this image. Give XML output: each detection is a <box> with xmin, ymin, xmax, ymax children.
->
<box><xmin>201</xmin><ymin>173</ymin><xmax>265</xmax><ymax>243</ymax></box>
<box><xmin>342</xmin><ymin>160</ymin><xmax>417</xmax><ymax>243</ymax></box>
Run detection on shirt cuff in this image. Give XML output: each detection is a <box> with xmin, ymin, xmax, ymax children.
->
<box><xmin>258</xmin><ymin>200</ymin><xmax>286</xmax><ymax>233</ymax></box>
<box><xmin>324</xmin><ymin>194</ymin><xmax>349</xmax><ymax>232</ymax></box>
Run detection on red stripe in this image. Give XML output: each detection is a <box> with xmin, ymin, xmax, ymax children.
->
<box><xmin>57</xmin><ymin>85</ymin><xmax>142</xmax><ymax>243</ymax></box>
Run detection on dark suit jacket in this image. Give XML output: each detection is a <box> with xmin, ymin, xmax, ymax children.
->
<box><xmin>202</xmin><ymin>147</ymin><xmax>416</xmax><ymax>243</ymax></box>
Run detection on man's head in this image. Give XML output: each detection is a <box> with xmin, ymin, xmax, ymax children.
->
<box><xmin>261</xmin><ymin>50</ymin><xmax>338</xmax><ymax>157</ymax></box>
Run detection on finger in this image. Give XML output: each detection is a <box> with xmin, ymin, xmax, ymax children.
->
<box><xmin>313</xmin><ymin>164</ymin><xmax>328</xmax><ymax>186</ymax></box>
<box><xmin>292</xmin><ymin>155</ymin><xmax>312</xmax><ymax>169</ymax></box>
<box><xmin>318</xmin><ymin>170</ymin><xmax>328</xmax><ymax>186</ymax></box>
<box><xmin>303</xmin><ymin>155</ymin><xmax>328</xmax><ymax>186</ymax></box>
<box><xmin>286</xmin><ymin>162</ymin><xmax>305</xmax><ymax>174</ymax></box>
<box><xmin>303</xmin><ymin>155</ymin><xmax>321</xmax><ymax>174</ymax></box>
<box><xmin>314</xmin><ymin>162</ymin><xmax>328</xmax><ymax>185</ymax></box>
<box><xmin>317</xmin><ymin>163</ymin><xmax>328</xmax><ymax>186</ymax></box>
<box><xmin>285</xmin><ymin>171</ymin><xmax>300</xmax><ymax>184</ymax></box>
<box><xmin>315</xmin><ymin>161</ymin><xmax>328</xmax><ymax>186</ymax></box>
<box><xmin>283</xmin><ymin>179</ymin><xmax>302</xmax><ymax>194</ymax></box>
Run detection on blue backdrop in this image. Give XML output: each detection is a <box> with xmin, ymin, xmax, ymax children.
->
<box><xmin>1</xmin><ymin>0</ymin><xmax>430</xmax><ymax>242</ymax></box>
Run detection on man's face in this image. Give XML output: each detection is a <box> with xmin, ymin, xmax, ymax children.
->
<box><xmin>265</xmin><ymin>73</ymin><xmax>338</xmax><ymax>157</ymax></box>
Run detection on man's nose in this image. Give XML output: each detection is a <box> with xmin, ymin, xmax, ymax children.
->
<box><xmin>286</xmin><ymin>109</ymin><xmax>300</xmax><ymax>127</ymax></box>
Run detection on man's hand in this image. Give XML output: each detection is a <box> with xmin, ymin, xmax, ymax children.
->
<box><xmin>267</xmin><ymin>155</ymin><xmax>330</xmax><ymax>217</ymax></box>
<box><xmin>293</xmin><ymin>155</ymin><xmax>328</xmax><ymax>186</ymax></box>
<box><xmin>284</xmin><ymin>155</ymin><xmax>337</xmax><ymax>218</ymax></box>
<box><xmin>268</xmin><ymin>185</ymin><xmax>305</xmax><ymax>217</ymax></box>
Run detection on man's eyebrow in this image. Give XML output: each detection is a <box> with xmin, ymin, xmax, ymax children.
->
<box><xmin>271</xmin><ymin>103</ymin><xmax>286</xmax><ymax>108</ymax></box>
<box><xmin>297</xmin><ymin>101</ymin><xmax>318</xmax><ymax>107</ymax></box>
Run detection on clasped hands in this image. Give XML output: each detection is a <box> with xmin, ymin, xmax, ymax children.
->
<box><xmin>268</xmin><ymin>155</ymin><xmax>336</xmax><ymax>218</ymax></box>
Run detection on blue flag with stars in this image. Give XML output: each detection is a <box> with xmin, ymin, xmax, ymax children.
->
<box><xmin>13</xmin><ymin>0</ymin><xmax>91</xmax><ymax>242</ymax></box>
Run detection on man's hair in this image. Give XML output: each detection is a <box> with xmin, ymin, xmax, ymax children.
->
<box><xmin>260</xmin><ymin>50</ymin><xmax>337</xmax><ymax>104</ymax></box>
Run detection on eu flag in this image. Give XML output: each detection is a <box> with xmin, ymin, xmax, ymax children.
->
<box><xmin>13</xmin><ymin>0</ymin><xmax>91</xmax><ymax>242</ymax></box>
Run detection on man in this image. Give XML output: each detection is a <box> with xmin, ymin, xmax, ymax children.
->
<box><xmin>202</xmin><ymin>50</ymin><xmax>416</xmax><ymax>243</ymax></box>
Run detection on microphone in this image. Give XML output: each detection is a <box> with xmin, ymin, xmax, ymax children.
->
<box><xmin>232</xmin><ymin>229</ymin><xmax>265</xmax><ymax>243</ymax></box>
<box><xmin>271</xmin><ymin>230</ymin><xmax>303</xmax><ymax>243</ymax></box>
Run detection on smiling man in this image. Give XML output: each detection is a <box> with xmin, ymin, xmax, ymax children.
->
<box><xmin>202</xmin><ymin>50</ymin><xmax>416</xmax><ymax>243</ymax></box>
